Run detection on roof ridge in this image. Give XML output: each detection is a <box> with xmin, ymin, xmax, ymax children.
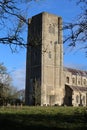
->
<box><xmin>64</xmin><ymin>66</ymin><xmax>87</xmax><ymax>72</ymax></box>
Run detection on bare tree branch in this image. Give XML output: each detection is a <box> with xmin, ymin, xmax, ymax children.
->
<box><xmin>63</xmin><ymin>0</ymin><xmax>87</xmax><ymax>53</ymax></box>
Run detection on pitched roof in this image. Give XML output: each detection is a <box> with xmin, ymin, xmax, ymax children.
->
<box><xmin>66</xmin><ymin>85</ymin><xmax>87</xmax><ymax>92</ymax></box>
<box><xmin>64</xmin><ymin>67</ymin><xmax>87</xmax><ymax>77</ymax></box>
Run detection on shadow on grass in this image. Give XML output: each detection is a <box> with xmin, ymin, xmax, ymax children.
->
<box><xmin>0</xmin><ymin>113</ymin><xmax>87</xmax><ymax>130</ymax></box>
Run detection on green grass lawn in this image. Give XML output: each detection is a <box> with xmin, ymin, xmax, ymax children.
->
<box><xmin>0</xmin><ymin>106</ymin><xmax>87</xmax><ymax>129</ymax></box>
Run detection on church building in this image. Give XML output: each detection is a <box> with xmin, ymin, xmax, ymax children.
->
<box><xmin>25</xmin><ymin>12</ymin><xmax>87</xmax><ymax>106</ymax></box>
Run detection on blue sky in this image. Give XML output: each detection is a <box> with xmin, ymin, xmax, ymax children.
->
<box><xmin>0</xmin><ymin>0</ymin><xmax>87</xmax><ymax>90</ymax></box>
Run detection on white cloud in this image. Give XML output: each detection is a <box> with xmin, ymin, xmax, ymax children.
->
<box><xmin>11</xmin><ymin>67</ymin><xmax>26</xmax><ymax>90</ymax></box>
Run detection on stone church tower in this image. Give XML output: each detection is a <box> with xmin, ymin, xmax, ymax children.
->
<box><xmin>25</xmin><ymin>12</ymin><xmax>65</xmax><ymax>106</ymax></box>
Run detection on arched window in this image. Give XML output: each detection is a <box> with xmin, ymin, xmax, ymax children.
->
<box><xmin>72</xmin><ymin>77</ymin><xmax>75</xmax><ymax>84</ymax></box>
<box><xmin>83</xmin><ymin>96</ymin><xmax>85</xmax><ymax>104</ymax></box>
<box><xmin>76</xmin><ymin>95</ymin><xmax>79</xmax><ymax>103</ymax></box>
<box><xmin>66</xmin><ymin>77</ymin><xmax>69</xmax><ymax>83</ymax></box>
<box><xmin>49</xmin><ymin>24</ymin><xmax>55</xmax><ymax>34</ymax></box>
<box><xmin>84</xmin><ymin>79</ymin><xmax>86</xmax><ymax>85</ymax></box>
<box><xmin>78</xmin><ymin>80</ymin><xmax>80</xmax><ymax>85</ymax></box>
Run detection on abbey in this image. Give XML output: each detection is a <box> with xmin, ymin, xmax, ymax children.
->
<box><xmin>25</xmin><ymin>12</ymin><xmax>87</xmax><ymax>106</ymax></box>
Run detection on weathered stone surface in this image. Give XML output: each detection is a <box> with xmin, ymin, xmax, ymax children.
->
<box><xmin>25</xmin><ymin>12</ymin><xmax>87</xmax><ymax>106</ymax></box>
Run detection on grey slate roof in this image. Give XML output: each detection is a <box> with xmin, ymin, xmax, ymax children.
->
<box><xmin>64</xmin><ymin>67</ymin><xmax>87</xmax><ymax>77</ymax></box>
